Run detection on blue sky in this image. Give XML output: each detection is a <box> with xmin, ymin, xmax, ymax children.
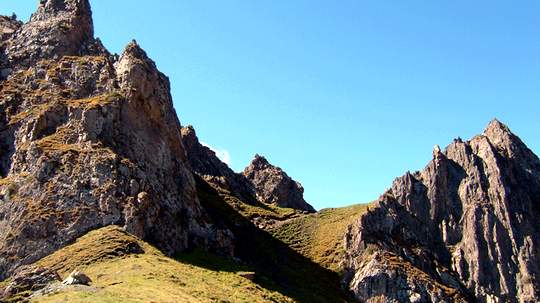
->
<box><xmin>3</xmin><ymin>1</ymin><xmax>540</xmax><ymax>210</ymax></box>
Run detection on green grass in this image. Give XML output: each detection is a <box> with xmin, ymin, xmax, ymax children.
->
<box><xmin>6</xmin><ymin>178</ymin><xmax>356</xmax><ymax>303</ymax></box>
<box><xmin>31</xmin><ymin>226</ymin><xmax>294</xmax><ymax>303</ymax></box>
<box><xmin>270</xmin><ymin>204</ymin><xmax>371</xmax><ymax>272</ymax></box>
<box><xmin>195</xmin><ymin>177</ymin><xmax>353</xmax><ymax>302</ymax></box>
<box><xmin>217</xmin><ymin>189</ymin><xmax>300</xmax><ymax>225</ymax></box>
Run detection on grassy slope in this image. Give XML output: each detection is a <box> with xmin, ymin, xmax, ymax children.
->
<box><xmin>20</xmin><ymin>177</ymin><xmax>354</xmax><ymax>303</ymax></box>
<box><xmin>217</xmin><ymin>188</ymin><xmax>301</xmax><ymax>226</ymax></box>
<box><xmin>195</xmin><ymin>177</ymin><xmax>353</xmax><ymax>303</ymax></box>
<box><xmin>7</xmin><ymin>175</ymin><xmax>359</xmax><ymax>303</ymax></box>
<box><xmin>32</xmin><ymin>226</ymin><xmax>294</xmax><ymax>303</ymax></box>
<box><xmin>269</xmin><ymin>204</ymin><xmax>371</xmax><ymax>272</ymax></box>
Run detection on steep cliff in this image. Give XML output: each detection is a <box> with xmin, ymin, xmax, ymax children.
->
<box><xmin>0</xmin><ymin>0</ymin><xmax>233</xmax><ymax>280</ymax></box>
<box><xmin>343</xmin><ymin>120</ymin><xmax>540</xmax><ymax>302</ymax></box>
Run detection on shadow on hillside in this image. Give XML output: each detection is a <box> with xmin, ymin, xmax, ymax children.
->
<box><xmin>192</xmin><ymin>175</ymin><xmax>354</xmax><ymax>303</ymax></box>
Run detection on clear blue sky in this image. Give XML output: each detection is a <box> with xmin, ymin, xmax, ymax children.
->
<box><xmin>3</xmin><ymin>1</ymin><xmax>540</xmax><ymax>210</ymax></box>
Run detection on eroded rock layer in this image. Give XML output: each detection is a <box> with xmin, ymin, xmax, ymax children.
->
<box><xmin>344</xmin><ymin>120</ymin><xmax>540</xmax><ymax>303</ymax></box>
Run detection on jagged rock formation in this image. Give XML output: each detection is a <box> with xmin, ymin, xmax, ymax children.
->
<box><xmin>181</xmin><ymin>125</ymin><xmax>257</xmax><ymax>204</ymax></box>
<box><xmin>0</xmin><ymin>0</ymin><xmax>233</xmax><ymax>279</ymax></box>
<box><xmin>343</xmin><ymin>120</ymin><xmax>540</xmax><ymax>303</ymax></box>
<box><xmin>3</xmin><ymin>2</ymin><xmax>537</xmax><ymax>303</ymax></box>
<box><xmin>1</xmin><ymin>266</ymin><xmax>61</xmax><ymax>299</ymax></box>
<box><xmin>181</xmin><ymin>127</ymin><xmax>315</xmax><ymax>213</ymax></box>
<box><xmin>3</xmin><ymin>0</ymin><xmax>106</xmax><ymax>70</ymax></box>
<box><xmin>243</xmin><ymin>155</ymin><xmax>316</xmax><ymax>213</ymax></box>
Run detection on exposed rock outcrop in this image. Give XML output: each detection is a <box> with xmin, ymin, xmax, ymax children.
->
<box><xmin>4</xmin><ymin>0</ymin><xmax>106</xmax><ymax>70</ymax></box>
<box><xmin>243</xmin><ymin>155</ymin><xmax>316</xmax><ymax>213</ymax></box>
<box><xmin>0</xmin><ymin>0</ymin><xmax>233</xmax><ymax>279</ymax></box>
<box><xmin>181</xmin><ymin>126</ymin><xmax>257</xmax><ymax>204</ymax></box>
<box><xmin>344</xmin><ymin>120</ymin><xmax>540</xmax><ymax>302</ymax></box>
<box><xmin>62</xmin><ymin>270</ymin><xmax>91</xmax><ymax>286</ymax></box>
<box><xmin>181</xmin><ymin>126</ymin><xmax>315</xmax><ymax>214</ymax></box>
<box><xmin>0</xmin><ymin>266</ymin><xmax>61</xmax><ymax>300</ymax></box>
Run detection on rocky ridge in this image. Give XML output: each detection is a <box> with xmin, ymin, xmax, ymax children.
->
<box><xmin>181</xmin><ymin>126</ymin><xmax>316</xmax><ymax>213</ymax></box>
<box><xmin>343</xmin><ymin>120</ymin><xmax>540</xmax><ymax>302</ymax></box>
<box><xmin>180</xmin><ymin>125</ymin><xmax>257</xmax><ymax>204</ymax></box>
<box><xmin>0</xmin><ymin>0</ymin><xmax>233</xmax><ymax>280</ymax></box>
<box><xmin>1</xmin><ymin>1</ymin><xmax>538</xmax><ymax>303</ymax></box>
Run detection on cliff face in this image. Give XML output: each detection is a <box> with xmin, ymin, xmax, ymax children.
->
<box><xmin>243</xmin><ymin>154</ymin><xmax>316</xmax><ymax>213</ymax></box>
<box><xmin>343</xmin><ymin>120</ymin><xmax>540</xmax><ymax>302</ymax></box>
<box><xmin>0</xmin><ymin>0</ymin><xmax>233</xmax><ymax>279</ymax></box>
<box><xmin>2</xmin><ymin>0</ymin><xmax>105</xmax><ymax>72</ymax></box>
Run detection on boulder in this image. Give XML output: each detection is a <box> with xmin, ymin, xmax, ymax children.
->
<box><xmin>62</xmin><ymin>270</ymin><xmax>92</xmax><ymax>286</ymax></box>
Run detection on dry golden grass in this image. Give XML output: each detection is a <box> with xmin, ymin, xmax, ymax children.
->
<box><xmin>270</xmin><ymin>203</ymin><xmax>371</xmax><ymax>272</ymax></box>
<box><xmin>8</xmin><ymin>103</ymin><xmax>53</xmax><ymax>125</ymax></box>
<box><xmin>67</xmin><ymin>93</ymin><xmax>122</xmax><ymax>110</ymax></box>
<box><xmin>31</xmin><ymin>226</ymin><xmax>294</xmax><ymax>303</ymax></box>
<box><xmin>219</xmin><ymin>191</ymin><xmax>299</xmax><ymax>222</ymax></box>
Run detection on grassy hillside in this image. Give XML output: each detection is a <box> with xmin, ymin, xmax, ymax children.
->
<box><xmin>195</xmin><ymin>177</ymin><xmax>353</xmax><ymax>302</ymax></box>
<box><xmin>3</xmin><ymin>177</ymin><xmax>361</xmax><ymax>302</ymax></box>
<box><xmin>269</xmin><ymin>204</ymin><xmax>371</xmax><ymax>272</ymax></box>
<box><xmin>30</xmin><ymin>226</ymin><xmax>294</xmax><ymax>303</ymax></box>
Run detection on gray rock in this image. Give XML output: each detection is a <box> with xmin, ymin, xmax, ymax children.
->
<box><xmin>1</xmin><ymin>267</ymin><xmax>61</xmax><ymax>300</ymax></box>
<box><xmin>243</xmin><ymin>154</ymin><xmax>316</xmax><ymax>213</ymax></box>
<box><xmin>0</xmin><ymin>0</ymin><xmax>234</xmax><ymax>279</ymax></box>
<box><xmin>4</xmin><ymin>0</ymin><xmax>107</xmax><ymax>69</ymax></box>
<box><xmin>62</xmin><ymin>270</ymin><xmax>92</xmax><ymax>286</ymax></box>
<box><xmin>343</xmin><ymin>119</ymin><xmax>540</xmax><ymax>302</ymax></box>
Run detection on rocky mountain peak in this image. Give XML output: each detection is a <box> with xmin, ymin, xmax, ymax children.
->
<box><xmin>243</xmin><ymin>155</ymin><xmax>316</xmax><ymax>213</ymax></box>
<box><xmin>0</xmin><ymin>0</ymin><xmax>234</xmax><ymax>280</ymax></box>
<box><xmin>181</xmin><ymin>125</ymin><xmax>198</xmax><ymax>144</ymax></box>
<box><xmin>115</xmin><ymin>40</ymin><xmax>169</xmax><ymax>100</ymax></box>
<box><xmin>250</xmin><ymin>154</ymin><xmax>271</xmax><ymax>168</ymax></box>
<box><xmin>3</xmin><ymin>0</ymin><xmax>101</xmax><ymax>70</ymax></box>
<box><xmin>483</xmin><ymin>118</ymin><xmax>513</xmax><ymax>145</ymax></box>
<box><xmin>481</xmin><ymin>118</ymin><xmax>532</xmax><ymax>161</ymax></box>
<box><xmin>181</xmin><ymin>130</ymin><xmax>317</xmax><ymax>214</ymax></box>
<box><xmin>32</xmin><ymin>0</ymin><xmax>92</xmax><ymax>22</ymax></box>
<box><xmin>343</xmin><ymin>119</ymin><xmax>540</xmax><ymax>302</ymax></box>
<box><xmin>120</xmin><ymin>40</ymin><xmax>149</xmax><ymax>61</ymax></box>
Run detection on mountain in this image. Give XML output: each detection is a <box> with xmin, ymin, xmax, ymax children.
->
<box><xmin>1</xmin><ymin>1</ymin><xmax>539</xmax><ymax>303</ymax></box>
<box><xmin>342</xmin><ymin>120</ymin><xmax>540</xmax><ymax>302</ymax></box>
<box><xmin>0</xmin><ymin>0</ymin><xmax>235</xmax><ymax>281</ymax></box>
<box><xmin>0</xmin><ymin>1</ymin><xmax>343</xmax><ymax>302</ymax></box>
<box><xmin>181</xmin><ymin>125</ymin><xmax>315</xmax><ymax>213</ymax></box>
